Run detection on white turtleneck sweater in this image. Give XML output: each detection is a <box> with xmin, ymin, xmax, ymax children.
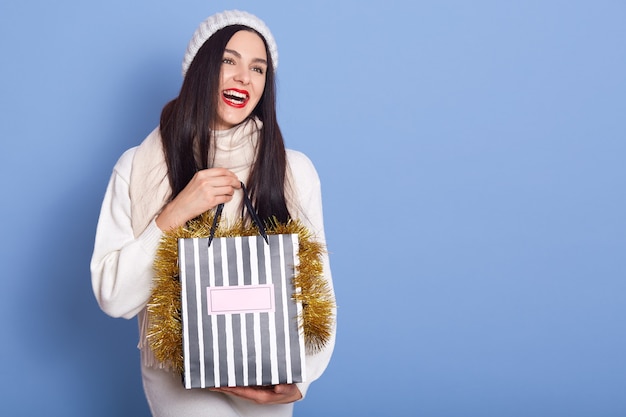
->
<box><xmin>90</xmin><ymin>125</ymin><xmax>336</xmax><ymax>417</ymax></box>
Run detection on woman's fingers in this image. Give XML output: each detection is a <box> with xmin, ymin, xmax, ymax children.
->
<box><xmin>155</xmin><ymin>168</ymin><xmax>241</xmax><ymax>231</ymax></box>
<box><xmin>186</xmin><ymin>169</ymin><xmax>241</xmax><ymax>204</ymax></box>
<box><xmin>209</xmin><ymin>384</ymin><xmax>302</xmax><ymax>405</ymax></box>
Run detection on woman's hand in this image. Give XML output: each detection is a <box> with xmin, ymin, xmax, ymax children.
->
<box><xmin>156</xmin><ymin>168</ymin><xmax>241</xmax><ymax>231</ymax></box>
<box><xmin>209</xmin><ymin>384</ymin><xmax>302</xmax><ymax>404</ymax></box>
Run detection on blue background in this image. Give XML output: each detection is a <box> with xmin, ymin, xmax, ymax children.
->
<box><xmin>1</xmin><ymin>1</ymin><xmax>625</xmax><ymax>416</ymax></box>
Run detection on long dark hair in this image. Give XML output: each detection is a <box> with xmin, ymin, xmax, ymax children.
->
<box><xmin>159</xmin><ymin>25</ymin><xmax>289</xmax><ymax>223</ymax></box>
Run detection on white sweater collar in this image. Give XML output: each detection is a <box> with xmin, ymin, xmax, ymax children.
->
<box><xmin>210</xmin><ymin>117</ymin><xmax>261</xmax><ymax>172</ymax></box>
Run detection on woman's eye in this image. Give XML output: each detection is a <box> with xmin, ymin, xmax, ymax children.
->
<box><xmin>252</xmin><ymin>66</ymin><xmax>265</xmax><ymax>74</ymax></box>
<box><xmin>222</xmin><ymin>58</ymin><xmax>234</xmax><ymax>65</ymax></box>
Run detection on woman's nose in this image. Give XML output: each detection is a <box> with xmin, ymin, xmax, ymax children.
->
<box><xmin>233</xmin><ymin>65</ymin><xmax>250</xmax><ymax>85</ymax></box>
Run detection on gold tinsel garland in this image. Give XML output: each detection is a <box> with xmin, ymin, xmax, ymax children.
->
<box><xmin>147</xmin><ymin>212</ymin><xmax>335</xmax><ymax>372</ymax></box>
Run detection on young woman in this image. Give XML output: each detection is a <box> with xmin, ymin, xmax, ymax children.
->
<box><xmin>91</xmin><ymin>10</ymin><xmax>336</xmax><ymax>417</ymax></box>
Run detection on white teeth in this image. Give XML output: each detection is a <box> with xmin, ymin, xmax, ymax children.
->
<box><xmin>224</xmin><ymin>90</ymin><xmax>247</xmax><ymax>100</ymax></box>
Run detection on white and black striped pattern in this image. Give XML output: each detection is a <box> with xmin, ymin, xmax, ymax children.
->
<box><xmin>179</xmin><ymin>234</ymin><xmax>305</xmax><ymax>389</ymax></box>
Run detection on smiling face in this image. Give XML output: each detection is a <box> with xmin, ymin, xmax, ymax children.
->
<box><xmin>215</xmin><ymin>30</ymin><xmax>268</xmax><ymax>130</ymax></box>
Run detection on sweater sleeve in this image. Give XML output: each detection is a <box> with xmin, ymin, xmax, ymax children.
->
<box><xmin>90</xmin><ymin>148</ymin><xmax>163</xmax><ymax>319</ymax></box>
<box><xmin>286</xmin><ymin>150</ymin><xmax>337</xmax><ymax>399</ymax></box>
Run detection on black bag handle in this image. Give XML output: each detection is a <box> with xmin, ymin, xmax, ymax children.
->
<box><xmin>207</xmin><ymin>182</ymin><xmax>269</xmax><ymax>246</ymax></box>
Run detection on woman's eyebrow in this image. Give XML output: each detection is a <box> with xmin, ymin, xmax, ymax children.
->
<box><xmin>224</xmin><ymin>48</ymin><xmax>268</xmax><ymax>66</ymax></box>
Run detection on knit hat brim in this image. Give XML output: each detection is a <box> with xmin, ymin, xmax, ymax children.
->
<box><xmin>182</xmin><ymin>10</ymin><xmax>278</xmax><ymax>77</ymax></box>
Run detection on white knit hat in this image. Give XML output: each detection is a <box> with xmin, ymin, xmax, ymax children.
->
<box><xmin>182</xmin><ymin>10</ymin><xmax>278</xmax><ymax>77</ymax></box>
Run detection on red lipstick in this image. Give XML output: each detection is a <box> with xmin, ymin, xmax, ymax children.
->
<box><xmin>222</xmin><ymin>88</ymin><xmax>249</xmax><ymax>108</ymax></box>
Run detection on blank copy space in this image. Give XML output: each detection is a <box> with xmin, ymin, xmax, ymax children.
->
<box><xmin>207</xmin><ymin>285</ymin><xmax>275</xmax><ymax>314</ymax></box>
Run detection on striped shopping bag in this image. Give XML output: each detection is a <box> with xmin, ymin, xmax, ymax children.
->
<box><xmin>178</xmin><ymin>186</ymin><xmax>306</xmax><ymax>389</ymax></box>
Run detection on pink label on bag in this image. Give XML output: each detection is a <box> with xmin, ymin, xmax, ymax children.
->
<box><xmin>207</xmin><ymin>285</ymin><xmax>275</xmax><ymax>315</ymax></box>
